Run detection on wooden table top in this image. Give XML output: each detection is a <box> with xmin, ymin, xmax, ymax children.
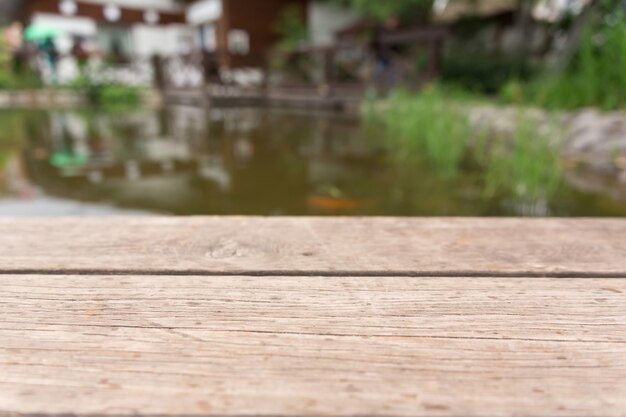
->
<box><xmin>1</xmin><ymin>217</ymin><xmax>625</xmax><ymax>417</ymax></box>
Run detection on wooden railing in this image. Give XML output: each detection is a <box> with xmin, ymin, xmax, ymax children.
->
<box><xmin>377</xmin><ymin>27</ymin><xmax>447</xmax><ymax>81</ymax></box>
<box><xmin>268</xmin><ymin>27</ymin><xmax>447</xmax><ymax>96</ymax></box>
<box><xmin>266</xmin><ymin>42</ymin><xmax>370</xmax><ymax>96</ymax></box>
<box><xmin>158</xmin><ymin>26</ymin><xmax>447</xmax><ymax>104</ymax></box>
<box><xmin>158</xmin><ymin>53</ymin><xmax>206</xmax><ymax>91</ymax></box>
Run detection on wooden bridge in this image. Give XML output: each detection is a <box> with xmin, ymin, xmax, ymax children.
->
<box><xmin>159</xmin><ymin>28</ymin><xmax>447</xmax><ymax>111</ymax></box>
<box><xmin>1</xmin><ymin>217</ymin><xmax>625</xmax><ymax>416</ymax></box>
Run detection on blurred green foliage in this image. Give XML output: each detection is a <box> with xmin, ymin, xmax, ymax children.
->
<box><xmin>380</xmin><ymin>86</ymin><xmax>469</xmax><ymax>178</ymax></box>
<box><xmin>0</xmin><ymin>34</ymin><xmax>10</xmax><ymax>86</ymax></box>
<box><xmin>373</xmin><ymin>85</ymin><xmax>562</xmax><ymax>199</ymax></box>
<box><xmin>502</xmin><ymin>5</ymin><xmax>626</xmax><ymax>109</ymax></box>
<box><xmin>71</xmin><ymin>75</ymin><xmax>141</xmax><ymax>108</ymax></box>
<box><xmin>0</xmin><ymin>110</ymin><xmax>26</xmax><ymax>145</ymax></box>
<box><xmin>442</xmin><ymin>52</ymin><xmax>536</xmax><ymax>94</ymax></box>
<box><xmin>482</xmin><ymin>113</ymin><xmax>562</xmax><ymax>200</ymax></box>
<box><xmin>275</xmin><ymin>5</ymin><xmax>309</xmax><ymax>50</ymax></box>
<box><xmin>0</xmin><ymin>30</ymin><xmax>42</xmax><ymax>90</ymax></box>
<box><xmin>330</xmin><ymin>0</ymin><xmax>432</xmax><ymax>21</ymax></box>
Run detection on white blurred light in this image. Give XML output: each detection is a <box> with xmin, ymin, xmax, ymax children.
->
<box><xmin>187</xmin><ymin>0</ymin><xmax>222</xmax><ymax>25</ymax></box>
<box><xmin>144</xmin><ymin>9</ymin><xmax>160</xmax><ymax>25</ymax></box>
<box><xmin>433</xmin><ymin>0</ymin><xmax>449</xmax><ymax>13</ymax></box>
<box><xmin>59</xmin><ymin>0</ymin><xmax>78</xmax><ymax>16</ymax></box>
<box><xmin>104</xmin><ymin>4</ymin><xmax>122</xmax><ymax>22</ymax></box>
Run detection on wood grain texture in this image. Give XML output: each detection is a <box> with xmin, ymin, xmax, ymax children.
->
<box><xmin>1</xmin><ymin>217</ymin><xmax>626</xmax><ymax>276</ymax></box>
<box><xmin>1</xmin><ymin>275</ymin><xmax>625</xmax><ymax>417</ymax></box>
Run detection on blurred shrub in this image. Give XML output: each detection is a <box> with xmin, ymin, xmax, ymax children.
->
<box><xmin>482</xmin><ymin>113</ymin><xmax>562</xmax><ymax>200</ymax></box>
<box><xmin>372</xmin><ymin>85</ymin><xmax>562</xmax><ymax>198</ymax></box>
<box><xmin>0</xmin><ymin>32</ymin><xmax>42</xmax><ymax>90</ymax></box>
<box><xmin>71</xmin><ymin>75</ymin><xmax>141</xmax><ymax>107</ymax></box>
<box><xmin>0</xmin><ymin>70</ymin><xmax>42</xmax><ymax>90</ymax></box>
<box><xmin>0</xmin><ymin>71</ymin><xmax>12</xmax><ymax>89</ymax></box>
<box><xmin>379</xmin><ymin>85</ymin><xmax>470</xmax><ymax>178</ymax></box>
<box><xmin>275</xmin><ymin>5</ymin><xmax>309</xmax><ymax>51</ymax></box>
<box><xmin>0</xmin><ymin>110</ymin><xmax>27</xmax><ymax>174</ymax></box>
<box><xmin>0</xmin><ymin>33</ymin><xmax>11</xmax><ymax>89</ymax></box>
<box><xmin>95</xmin><ymin>84</ymin><xmax>141</xmax><ymax>106</ymax></box>
<box><xmin>499</xmin><ymin>79</ymin><xmax>525</xmax><ymax>104</ymax></box>
<box><xmin>441</xmin><ymin>52</ymin><xmax>535</xmax><ymax>94</ymax></box>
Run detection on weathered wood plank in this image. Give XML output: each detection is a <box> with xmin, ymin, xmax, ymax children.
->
<box><xmin>1</xmin><ymin>275</ymin><xmax>625</xmax><ymax>417</ymax></box>
<box><xmin>1</xmin><ymin>217</ymin><xmax>625</xmax><ymax>276</ymax></box>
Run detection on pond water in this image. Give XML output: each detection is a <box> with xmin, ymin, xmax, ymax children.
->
<box><xmin>1</xmin><ymin>106</ymin><xmax>626</xmax><ymax>217</ymax></box>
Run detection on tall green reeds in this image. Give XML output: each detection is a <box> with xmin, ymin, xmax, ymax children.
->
<box><xmin>483</xmin><ymin>113</ymin><xmax>562</xmax><ymax>200</ymax></box>
<box><xmin>380</xmin><ymin>86</ymin><xmax>469</xmax><ymax>178</ymax></box>
<box><xmin>375</xmin><ymin>87</ymin><xmax>563</xmax><ymax>200</ymax></box>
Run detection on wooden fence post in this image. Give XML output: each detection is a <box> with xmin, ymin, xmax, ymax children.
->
<box><xmin>427</xmin><ymin>37</ymin><xmax>443</xmax><ymax>80</ymax></box>
<box><xmin>322</xmin><ymin>48</ymin><xmax>335</xmax><ymax>98</ymax></box>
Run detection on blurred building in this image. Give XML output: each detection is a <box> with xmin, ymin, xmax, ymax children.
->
<box><xmin>14</xmin><ymin>0</ymin><xmax>361</xmax><ymax>69</ymax></box>
<box><xmin>184</xmin><ymin>0</ymin><xmax>360</xmax><ymax>68</ymax></box>
<box><xmin>20</xmin><ymin>0</ymin><xmax>193</xmax><ymax>59</ymax></box>
<box><xmin>185</xmin><ymin>0</ymin><xmax>307</xmax><ymax>68</ymax></box>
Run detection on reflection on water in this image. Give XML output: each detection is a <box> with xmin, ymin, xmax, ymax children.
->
<box><xmin>1</xmin><ymin>106</ymin><xmax>626</xmax><ymax>216</ymax></box>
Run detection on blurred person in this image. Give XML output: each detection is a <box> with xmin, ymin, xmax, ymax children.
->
<box><xmin>4</xmin><ymin>22</ymin><xmax>24</xmax><ymax>74</ymax></box>
<box><xmin>110</xmin><ymin>37</ymin><xmax>125</xmax><ymax>63</ymax></box>
<box><xmin>39</xmin><ymin>37</ymin><xmax>59</xmax><ymax>84</ymax></box>
<box><xmin>71</xmin><ymin>36</ymin><xmax>90</xmax><ymax>71</ymax></box>
<box><xmin>372</xmin><ymin>16</ymin><xmax>401</xmax><ymax>88</ymax></box>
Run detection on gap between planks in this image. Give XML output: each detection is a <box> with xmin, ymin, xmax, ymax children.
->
<box><xmin>1</xmin><ymin>269</ymin><xmax>626</xmax><ymax>278</ymax></box>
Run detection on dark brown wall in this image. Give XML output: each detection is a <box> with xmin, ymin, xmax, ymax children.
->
<box><xmin>23</xmin><ymin>0</ymin><xmax>186</xmax><ymax>25</ymax></box>
<box><xmin>218</xmin><ymin>0</ymin><xmax>308</xmax><ymax>68</ymax></box>
<box><xmin>0</xmin><ymin>0</ymin><xmax>23</xmax><ymax>25</ymax></box>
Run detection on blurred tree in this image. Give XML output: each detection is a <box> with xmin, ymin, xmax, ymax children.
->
<box><xmin>275</xmin><ymin>5</ymin><xmax>309</xmax><ymax>50</ymax></box>
<box><xmin>329</xmin><ymin>0</ymin><xmax>434</xmax><ymax>22</ymax></box>
<box><xmin>549</xmin><ymin>0</ymin><xmax>620</xmax><ymax>73</ymax></box>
